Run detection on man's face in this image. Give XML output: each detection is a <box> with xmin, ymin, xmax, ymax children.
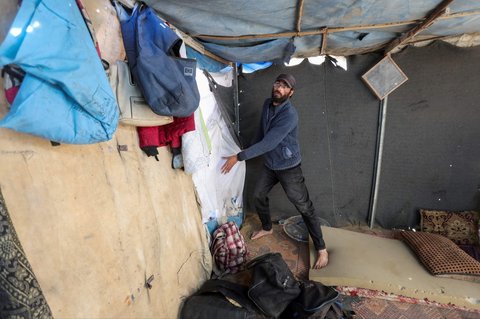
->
<box><xmin>271</xmin><ymin>80</ymin><xmax>294</xmax><ymax>104</ymax></box>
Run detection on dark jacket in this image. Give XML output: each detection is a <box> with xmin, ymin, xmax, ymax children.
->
<box><xmin>237</xmin><ymin>98</ymin><xmax>301</xmax><ymax>170</ymax></box>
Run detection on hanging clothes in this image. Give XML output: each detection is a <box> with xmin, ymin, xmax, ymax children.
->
<box><xmin>137</xmin><ymin>115</ymin><xmax>195</xmax><ymax>159</ymax></box>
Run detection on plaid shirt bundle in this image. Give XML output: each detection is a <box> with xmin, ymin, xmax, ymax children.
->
<box><xmin>211</xmin><ymin>221</ymin><xmax>248</xmax><ymax>275</ymax></box>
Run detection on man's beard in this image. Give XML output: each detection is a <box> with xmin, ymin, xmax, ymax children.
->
<box><xmin>271</xmin><ymin>89</ymin><xmax>289</xmax><ymax>104</ymax></box>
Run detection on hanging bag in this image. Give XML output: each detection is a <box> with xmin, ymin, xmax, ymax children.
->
<box><xmin>135</xmin><ymin>6</ymin><xmax>200</xmax><ymax>117</ymax></box>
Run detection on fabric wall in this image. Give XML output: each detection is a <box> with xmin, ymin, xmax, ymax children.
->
<box><xmin>376</xmin><ymin>42</ymin><xmax>480</xmax><ymax>228</ymax></box>
<box><xmin>238</xmin><ymin>56</ymin><xmax>379</xmax><ymax>226</ymax></box>
<box><xmin>239</xmin><ymin>42</ymin><xmax>480</xmax><ymax>228</ymax></box>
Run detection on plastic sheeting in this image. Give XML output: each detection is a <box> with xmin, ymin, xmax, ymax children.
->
<box><xmin>0</xmin><ymin>0</ymin><xmax>118</xmax><ymax>144</ymax></box>
<box><xmin>144</xmin><ymin>0</ymin><xmax>480</xmax><ymax>62</ymax></box>
<box><xmin>183</xmin><ymin>70</ymin><xmax>245</xmax><ymax>230</ymax></box>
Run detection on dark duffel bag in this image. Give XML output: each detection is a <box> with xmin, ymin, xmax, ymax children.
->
<box><xmin>180</xmin><ymin>279</ymin><xmax>265</xmax><ymax>319</ymax></box>
<box><xmin>246</xmin><ymin>253</ymin><xmax>301</xmax><ymax>318</ymax></box>
<box><xmin>281</xmin><ymin>280</ymin><xmax>354</xmax><ymax>319</ymax></box>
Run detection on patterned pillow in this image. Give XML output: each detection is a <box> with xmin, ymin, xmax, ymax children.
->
<box><xmin>401</xmin><ymin>231</ymin><xmax>480</xmax><ymax>282</ymax></box>
<box><xmin>420</xmin><ymin>209</ymin><xmax>480</xmax><ymax>245</ymax></box>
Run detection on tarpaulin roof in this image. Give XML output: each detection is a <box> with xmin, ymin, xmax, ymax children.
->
<box><xmin>144</xmin><ymin>0</ymin><xmax>480</xmax><ymax>63</ymax></box>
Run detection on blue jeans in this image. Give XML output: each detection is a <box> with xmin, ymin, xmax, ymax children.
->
<box><xmin>253</xmin><ymin>164</ymin><xmax>326</xmax><ymax>250</ymax></box>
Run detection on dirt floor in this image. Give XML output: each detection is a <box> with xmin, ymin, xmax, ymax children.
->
<box><xmin>231</xmin><ymin>213</ymin><xmax>480</xmax><ymax>319</ymax></box>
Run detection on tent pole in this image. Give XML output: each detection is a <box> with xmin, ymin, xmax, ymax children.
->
<box><xmin>295</xmin><ymin>0</ymin><xmax>305</xmax><ymax>32</ymax></box>
<box><xmin>196</xmin><ymin>7</ymin><xmax>479</xmax><ymax>42</ymax></box>
<box><xmin>383</xmin><ymin>0</ymin><xmax>453</xmax><ymax>54</ymax></box>
<box><xmin>320</xmin><ymin>28</ymin><xmax>328</xmax><ymax>55</ymax></box>
<box><xmin>368</xmin><ymin>95</ymin><xmax>388</xmax><ymax>228</ymax></box>
<box><xmin>233</xmin><ymin>64</ymin><xmax>241</xmax><ymax>141</ymax></box>
<box><xmin>233</xmin><ymin>63</ymin><xmax>246</xmax><ymax>225</ymax></box>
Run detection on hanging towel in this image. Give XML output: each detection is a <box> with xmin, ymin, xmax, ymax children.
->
<box><xmin>0</xmin><ymin>0</ymin><xmax>118</xmax><ymax>144</ymax></box>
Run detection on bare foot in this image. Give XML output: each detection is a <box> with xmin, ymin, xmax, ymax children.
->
<box><xmin>313</xmin><ymin>249</ymin><xmax>328</xmax><ymax>269</ymax></box>
<box><xmin>251</xmin><ymin>229</ymin><xmax>273</xmax><ymax>240</ymax></box>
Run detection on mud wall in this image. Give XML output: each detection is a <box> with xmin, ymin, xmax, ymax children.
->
<box><xmin>0</xmin><ymin>2</ymin><xmax>211</xmax><ymax>317</ymax></box>
<box><xmin>0</xmin><ymin>90</ymin><xmax>211</xmax><ymax>318</ymax></box>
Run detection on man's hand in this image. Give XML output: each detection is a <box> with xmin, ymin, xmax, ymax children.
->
<box><xmin>221</xmin><ymin>155</ymin><xmax>238</xmax><ymax>174</ymax></box>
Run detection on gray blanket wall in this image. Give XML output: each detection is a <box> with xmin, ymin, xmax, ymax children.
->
<box><xmin>238</xmin><ymin>42</ymin><xmax>480</xmax><ymax>229</ymax></box>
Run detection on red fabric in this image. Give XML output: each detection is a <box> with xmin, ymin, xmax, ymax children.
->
<box><xmin>137</xmin><ymin>126</ymin><xmax>159</xmax><ymax>148</ymax></box>
<box><xmin>5</xmin><ymin>86</ymin><xmax>19</xmax><ymax>105</ymax></box>
<box><xmin>137</xmin><ymin>114</ymin><xmax>195</xmax><ymax>149</ymax></box>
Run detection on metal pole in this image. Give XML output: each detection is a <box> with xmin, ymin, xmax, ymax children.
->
<box><xmin>232</xmin><ymin>64</ymin><xmax>241</xmax><ymax>138</ymax></box>
<box><xmin>368</xmin><ymin>95</ymin><xmax>388</xmax><ymax>228</ymax></box>
<box><xmin>232</xmin><ymin>64</ymin><xmax>246</xmax><ymax>225</ymax></box>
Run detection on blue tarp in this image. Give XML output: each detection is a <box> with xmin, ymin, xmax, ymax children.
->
<box><xmin>0</xmin><ymin>0</ymin><xmax>118</xmax><ymax>144</ymax></box>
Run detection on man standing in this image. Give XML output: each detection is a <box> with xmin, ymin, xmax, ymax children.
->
<box><xmin>221</xmin><ymin>74</ymin><xmax>328</xmax><ymax>269</ymax></box>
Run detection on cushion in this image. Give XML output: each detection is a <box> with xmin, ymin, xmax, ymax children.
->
<box><xmin>401</xmin><ymin>231</ymin><xmax>480</xmax><ymax>282</ymax></box>
<box><xmin>420</xmin><ymin>209</ymin><xmax>480</xmax><ymax>245</ymax></box>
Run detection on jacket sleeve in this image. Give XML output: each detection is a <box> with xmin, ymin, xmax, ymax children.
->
<box><xmin>237</xmin><ymin>109</ymin><xmax>297</xmax><ymax>161</ymax></box>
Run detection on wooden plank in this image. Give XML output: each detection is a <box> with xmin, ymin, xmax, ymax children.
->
<box><xmin>383</xmin><ymin>0</ymin><xmax>454</xmax><ymax>54</ymax></box>
<box><xmin>168</xmin><ymin>24</ymin><xmax>233</xmax><ymax>65</ymax></box>
<box><xmin>151</xmin><ymin>9</ymin><xmax>234</xmax><ymax>65</ymax></box>
<box><xmin>195</xmin><ymin>6</ymin><xmax>480</xmax><ymax>42</ymax></box>
<box><xmin>320</xmin><ymin>29</ymin><xmax>328</xmax><ymax>55</ymax></box>
<box><xmin>295</xmin><ymin>0</ymin><xmax>305</xmax><ymax>33</ymax></box>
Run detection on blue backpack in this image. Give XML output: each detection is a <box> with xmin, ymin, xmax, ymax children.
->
<box><xmin>115</xmin><ymin>3</ymin><xmax>200</xmax><ymax>117</ymax></box>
